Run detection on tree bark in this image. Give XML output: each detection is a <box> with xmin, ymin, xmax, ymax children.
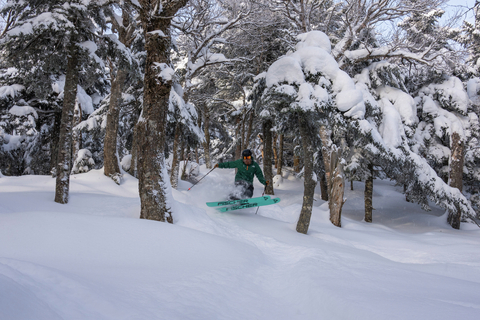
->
<box><xmin>447</xmin><ymin>132</ymin><xmax>465</xmax><ymax>229</ymax></box>
<box><xmin>137</xmin><ymin>0</ymin><xmax>188</xmax><ymax>222</ymax></box>
<box><xmin>329</xmin><ymin>148</ymin><xmax>345</xmax><ymax>227</ymax></box>
<box><xmin>104</xmin><ymin>68</ymin><xmax>127</xmax><ymax>180</ymax></box>
<box><xmin>50</xmin><ymin>110</ymin><xmax>62</xmax><ymax>175</ymax></box>
<box><xmin>71</xmin><ymin>104</ymin><xmax>82</xmax><ymax>171</ymax></box>
<box><xmin>296</xmin><ymin>114</ymin><xmax>315</xmax><ymax>234</ymax></box>
<box><xmin>273</xmin><ymin>133</ymin><xmax>278</xmax><ymax>169</ymax></box>
<box><xmin>55</xmin><ymin>44</ymin><xmax>79</xmax><ymax>204</ymax></box>
<box><xmin>263</xmin><ymin>119</ymin><xmax>274</xmax><ymax>195</ymax></box>
<box><xmin>170</xmin><ymin>123</ymin><xmax>181</xmax><ymax>189</ymax></box>
<box><xmin>203</xmin><ymin>106</ymin><xmax>212</xmax><ymax>169</ymax></box>
<box><xmin>277</xmin><ymin>134</ymin><xmax>284</xmax><ymax>176</ymax></box>
<box><xmin>364</xmin><ymin>163</ymin><xmax>373</xmax><ymax>223</ymax></box>
<box><xmin>319</xmin><ymin>125</ymin><xmax>331</xmax><ymax>195</ymax></box>
<box><xmin>320</xmin><ymin>172</ymin><xmax>328</xmax><ymax>201</ymax></box>
<box><xmin>235</xmin><ymin>116</ymin><xmax>242</xmax><ymax>160</ymax></box>
<box><xmin>244</xmin><ymin>110</ymin><xmax>254</xmax><ymax>149</ymax></box>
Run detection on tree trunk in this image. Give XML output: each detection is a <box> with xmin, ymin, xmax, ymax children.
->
<box><xmin>181</xmin><ymin>143</ymin><xmax>189</xmax><ymax>181</ymax></box>
<box><xmin>364</xmin><ymin>163</ymin><xmax>373</xmax><ymax>223</ymax></box>
<box><xmin>329</xmin><ymin>148</ymin><xmax>345</xmax><ymax>227</ymax></box>
<box><xmin>50</xmin><ymin>110</ymin><xmax>62</xmax><ymax>175</ymax></box>
<box><xmin>320</xmin><ymin>172</ymin><xmax>328</xmax><ymax>201</ymax></box>
<box><xmin>351</xmin><ymin>180</ymin><xmax>354</xmax><ymax>191</ymax></box>
<box><xmin>244</xmin><ymin>110</ymin><xmax>254</xmax><ymax>149</ymax></box>
<box><xmin>170</xmin><ymin>123</ymin><xmax>181</xmax><ymax>189</ymax></box>
<box><xmin>203</xmin><ymin>106</ymin><xmax>212</xmax><ymax>169</ymax></box>
<box><xmin>129</xmin><ymin>124</ymin><xmax>138</xmax><ymax>178</ymax></box>
<box><xmin>54</xmin><ymin>44</ymin><xmax>79</xmax><ymax>204</ymax></box>
<box><xmin>104</xmin><ymin>68</ymin><xmax>127</xmax><ymax>180</ymax></box>
<box><xmin>277</xmin><ymin>134</ymin><xmax>284</xmax><ymax>177</ymax></box>
<box><xmin>319</xmin><ymin>125</ymin><xmax>331</xmax><ymax>195</ymax></box>
<box><xmin>137</xmin><ymin>0</ymin><xmax>188</xmax><ymax>222</ymax></box>
<box><xmin>263</xmin><ymin>119</ymin><xmax>274</xmax><ymax>195</ymax></box>
<box><xmin>447</xmin><ymin>132</ymin><xmax>465</xmax><ymax>229</ymax></box>
<box><xmin>235</xmin><ymin>116</ymin><xmax>242</xmax><ymax>160</ymax></box>
<box><xmin>273</xmin><ymin>133</ymin><xmax>278</xmax><ymax>169</ymax></box>
<box><xmin>296</xmin><ymin>114</ymin><xmax>315</xmax><ymax>234</ymax></box>
<box><xmin>71</xmin><ymin>104</ymin><xmax>82</xmax><ymax>171</ymax></box>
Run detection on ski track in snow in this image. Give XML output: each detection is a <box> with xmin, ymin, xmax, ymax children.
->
<box><xmin>1</xmin><ymin>167</ymin><xmax>480</xmax><ymax>319</ymax></box>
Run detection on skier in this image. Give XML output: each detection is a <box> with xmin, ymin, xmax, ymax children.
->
<box><xmin>215</xmin><ymin>149</ymin><xmax>269</xmax><ymax>200</ymax></box>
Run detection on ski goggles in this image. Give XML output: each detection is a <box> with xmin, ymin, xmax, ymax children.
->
<box><xmin>243</xmin><ymin>156</ymin><xmax>252</xmax><ymax>159</ymax></box>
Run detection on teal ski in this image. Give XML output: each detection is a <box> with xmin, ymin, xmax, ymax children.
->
<box><xmin>206</xmin><ymin>196</ymin><xmax>271</xmax><ymax>207</ymax></box>
<box><xmin>217</xmin><ymin>198</ymin><xmax>281</xmax><ymax>212</ymax></box>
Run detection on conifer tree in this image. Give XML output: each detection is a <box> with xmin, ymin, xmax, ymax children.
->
<box><xmin>0</xmin><ymin>0</ymin><xmax>110</xmax><ymax>203</ymax></box>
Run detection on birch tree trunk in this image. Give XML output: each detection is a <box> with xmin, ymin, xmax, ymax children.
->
<box><xmin>364</xmin><ymin>163</ymin><xmax>373</xmax><ymax>223</ymax></box>
<box><xmin>136</xmin><ymin>0</ymin><xmax>188</xmax><ymax>222</ymax></box>
<box><xmin>104</xmin><ymin>68</ymin><xmax>127</xmax><ymax>181</ymax></box>
<box><xmin>447</xmin><ymin>132</ymin><xmax>465</xmax><ymax>229</ymax></box>
<box><xmin>296</xmin><ymin>114</ymin><xmax>315</xmax><ymax>234</ymax></box>
<box><xmin>55</xmin><ymin>44</ymin><xmax>79</xmax><ymax>204</ymax></box>
<box><xmin>263</xmin><ymin>119</ymin><xmax>274</xmax><ymax>195</ymax></box>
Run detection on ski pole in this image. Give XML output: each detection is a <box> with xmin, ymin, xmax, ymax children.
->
<box><xmin>255</xmin><ymin>184</ymin><xmax>268</xmax><ymax>215</ymax></box>
<box><xmin>187</xmin><ymin>167</ymin><xmax>216</xmax><ymax>191</ymax></box>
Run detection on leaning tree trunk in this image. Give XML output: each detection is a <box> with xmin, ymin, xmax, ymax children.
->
<box><xmin>129</xmin><ymin>123</ymin><xmax>139</xmax><ymax>178</ymax></box>
<box><xmin>263</xmin><ymin>119</ymin><xmax>274</xmax><ymax>195</ymax></box>
<box><xmin>104</xmin><ymin>68</ymin><xmax>127</xmax><ymax>181</ymax></box>
<box><xmin>55</xmin><ymin>44</ymin><xmax>79</xmax><ymax>204</ymax></box>
<box><xmin>296</xmin><ymin>114</ymin><xmax>316</xmax><ymax>234</ymax></box>
<box><xmin>447</xmin><ymin>132</ymin><xmax>465</xmax><ymax>229</ymax></box>
<box><xmin>170</xmin><ymin>123</ymin><xmax>181</xmax><ymax>189</ymax></box>
<box><xmin>203</xmin><ymin>106</ymin><xmax>212</xmax><ymax>169</ymax></box>
<box><xmin>364</xmin><ymin>163</ymin><xmax>374</xmax><ymax>223</ymax></box>
<box><xmin>136</xmin><ymin>0</ymin><xmax>188</xmax><ymax>222</ymax></box>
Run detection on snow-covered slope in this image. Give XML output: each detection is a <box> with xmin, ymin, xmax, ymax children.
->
<box><xmin>1</xmin><ymin>168</ymin><xmax>479</xmax><ymax>320</ymax></box>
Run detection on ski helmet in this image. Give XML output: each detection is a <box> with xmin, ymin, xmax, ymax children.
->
<box><xmin>242</xmin><ymin>149</ymin><xmax>252</xmax><ymax>159</ymax></box>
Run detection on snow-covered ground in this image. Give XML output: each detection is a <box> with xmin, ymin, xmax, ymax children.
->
<box><xmin>1</xmin><ymin>166</ymin><xmax>479</xmax><ymax>320</ymax></box>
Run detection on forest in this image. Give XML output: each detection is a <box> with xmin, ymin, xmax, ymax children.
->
<box><xmin>0</xmin><ymin>0</ymin><xmax>479</xmax><ymax>232</ymax></box>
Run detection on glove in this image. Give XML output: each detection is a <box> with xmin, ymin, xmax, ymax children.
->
<box><xmin>266</xmin><ymin>180</ymin><xmax>270</xmax><ymax>186</ymax></box>
<box><xmin>214</xmin><ymin>163</ymin><xmax>219</xmax><ymax>168</ymax></box>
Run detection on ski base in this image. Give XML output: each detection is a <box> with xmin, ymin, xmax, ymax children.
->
<box><xmin>206</xmin><ymin>196</ymin><xmax>271</xmax><ymax>207</ymax></box>
<box><xmin>217</xmin><ymin>198</ymin><xmax>281</xmax><ymax>212</ymax></box>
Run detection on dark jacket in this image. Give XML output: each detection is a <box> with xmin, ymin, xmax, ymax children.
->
<box><xmin>218</xmin><ymin>159</ymin><xmax>266</xmax><ymax>185</ymax></box>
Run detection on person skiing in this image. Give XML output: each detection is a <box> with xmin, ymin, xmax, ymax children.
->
<box><xmin>214</xmin><ymin>149</ymin><xmax>269</xmax><ymax>200</ymax></box>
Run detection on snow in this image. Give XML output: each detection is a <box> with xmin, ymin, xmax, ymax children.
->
<box><xmin>154</xmin><ymin>63</ymin><xmax>175</xmax><ymax>82</ymax></box>
<box><xmin>296</xmin><ymin>31</ymin><xmax>331</xmax><ymax>53</ymax></box>
<box><xmin>0</xmin><ymin>84</ymin><xmax>25</xmax><ymax>99</ymax></box>
<box><xmin>379</xmin><ymin>98</ymin><xmax>404</xmax><ymax>148</ymax></box>
<box><xmin>8</xmin><ymin>105</ymin><xmax>38</xmax><ymax>119</ymax></box>
<box><xmin>265</xmin><ymin>31</ymin><xmax>365</xmax><ymax>117</ymax></box>
<box><xmin>76</xmin><ymin>85</ymin><xmax>94</xmax><ymax>115</ymax></box>
<box><xmin>1</xmin><ymin>168</ymin><xmax>479</xmax><ymax>320</ymax></box>
<box><xmin>377</xmin><ymin>86</ymin><xmax>417</xmax><ymax>126</ymax></box>
<box><xmin>265</xmin><ymin>57</ymin><xmax>304</xmax><ymax>87</ymax></box>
